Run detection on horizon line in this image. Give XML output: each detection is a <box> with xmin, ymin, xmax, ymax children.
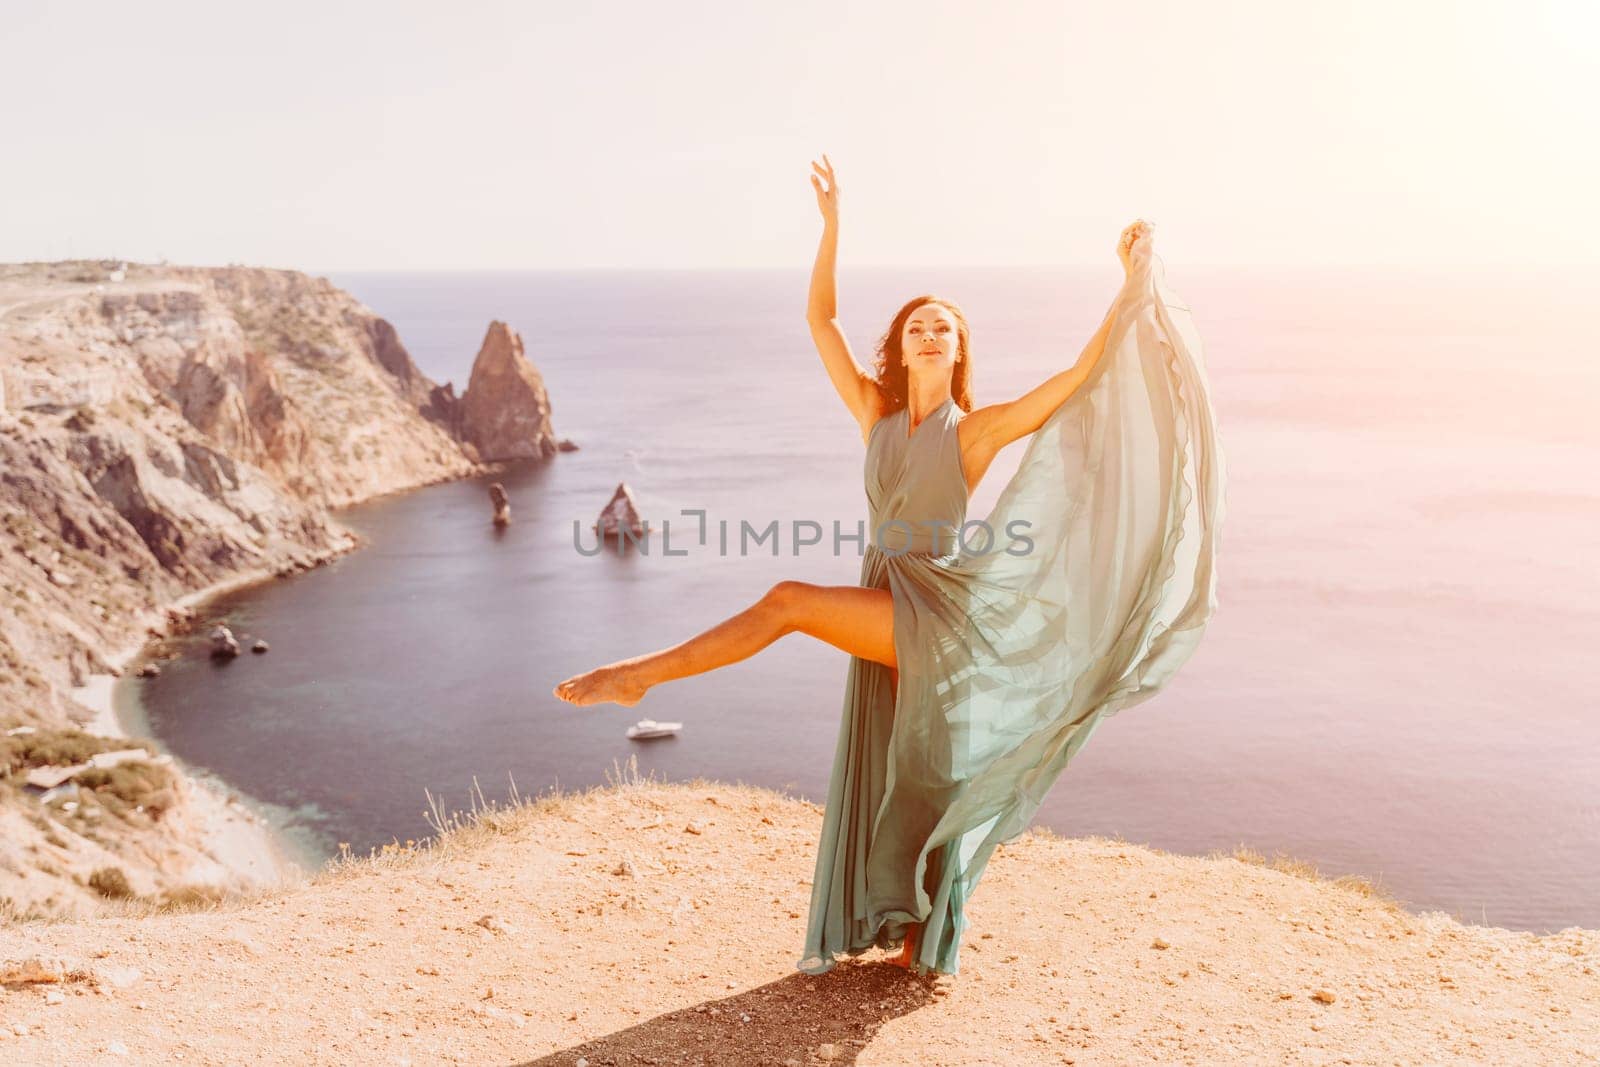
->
<box><xmin>6</xmin><ymin>258</ymin><xmax>1598</xmax><ymax>275</ymax></box>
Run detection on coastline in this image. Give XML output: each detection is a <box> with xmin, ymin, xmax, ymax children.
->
<box><xmin>65</xmin><ymin>549</ymin><xmax>365</xmax><ymax>897</ymax></box>
<box><xmin>1</xmin><ymin>261</ymin><xmax>524</xmax><ymax>917</ymax></box>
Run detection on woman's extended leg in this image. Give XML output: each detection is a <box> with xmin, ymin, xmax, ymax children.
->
<box><xmin>552</xmin><ymin>580</ymin><xmax>895</xmax><ymax>706</ymax></box>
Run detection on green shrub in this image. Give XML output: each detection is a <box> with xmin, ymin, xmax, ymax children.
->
<box><xmin>0</xmin><ymin>728</ymin><xmax>152</xmax><ymax>779</ymax></box>
<box><xmin>156</xmin><ymin>883</ymin><xmax>228</xmax><ymax>911</ymax></box>
<box><xmin>73</xmin><ymin>762</ymin><xmax>176</xmax><ymax>820</ymax></box>
<box><xmin>87</xmin><ymin>866</ymin><xmax>135</xmax><ymax>899</ymax></box>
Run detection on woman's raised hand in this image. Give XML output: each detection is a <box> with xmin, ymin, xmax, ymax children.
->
<box><xmin>810</xmin><ymin>154</ymin><xmax>840</xmax><ymax>226</ymax></box>
<box><xmin>1117</xmin><ymin>218</ymin><xmax>1154</xmax><ymax>276</ymax></box>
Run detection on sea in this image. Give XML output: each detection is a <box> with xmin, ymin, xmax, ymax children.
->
<box><xmin>114</xmin><ymin>264</ymin><xmax>1600</xmax><ymax>934</ymax></box>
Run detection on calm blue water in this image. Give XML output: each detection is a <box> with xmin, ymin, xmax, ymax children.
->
<box><xmin>124</xmin><ymin>266</ymin><xmax>1600</xmax><ymax>933</ymax></box>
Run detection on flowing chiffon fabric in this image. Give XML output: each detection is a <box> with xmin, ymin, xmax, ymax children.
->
<box><xmin>798</xmin><ymin>238</ymin><xmax>1227</xmax><ymax>976</ymax></box>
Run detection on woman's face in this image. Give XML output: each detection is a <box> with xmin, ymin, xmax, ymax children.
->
<box><xmin>901</xmin><ymin>303</ymin><xmax>959</xmax><ymax>374</ymax></box>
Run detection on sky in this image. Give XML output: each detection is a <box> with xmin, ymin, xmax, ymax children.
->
<box><xmin>1</xmin><ymin>0</ymin><xmax>1595</xmax><ymax>270</ymax></box>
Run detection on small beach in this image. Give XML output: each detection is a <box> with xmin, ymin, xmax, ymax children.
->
<box><xmin>65</xmin><ymin>560</ymin><xmax>360</xmax><ymax>896</ymax></box>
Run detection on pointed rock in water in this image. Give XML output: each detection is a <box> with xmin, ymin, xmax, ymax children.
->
<box><xmin>251</xmin><ymin>640</ymin><xmax>269</xmax><ymax>654</ymax></box>
<box><xmin>594</xmin><ymin>482</ymin><xmax>648</xmax><ymax>541</ymax></box>
<box><xmin>459</xmin><ymin>321</ymin><xmax>559</xmax><ymax>461</ymax></box>
<box><xmin>556</xmin><ymin>437</ymin><xmax>579</xmax><ymax>452</ymax></box>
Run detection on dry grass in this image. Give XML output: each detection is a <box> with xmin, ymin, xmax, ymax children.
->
<box><xmin>1027</xmin><ymin>821</ymin><xmax>1405</xmax><ymax>912</ymax></box>
<box><xmin>0</xmin><ymin>896</ymin><xmax>58</xmax><ymax>924</ymax></box>
<box><xmin>36</xmin><ymin>760</ymin><xmax>648</xmax><ymax>923</ymax></box>
<box><xmin>313</xmin><ymin>752</ymin><xmax>666</xmax><ymax>885</ymax></box>
<box><xmin>8</xmin><ymin>759</ymin><xmax>1417</xmax><ymax>932</ymax></box>
<box><xmin>1213</xmin><ymin>842</ymin><xmax>1406</xmax><ymax>912</ymax></box>
<box><xmin>90</xmin><ymin>883</ymin><xmax>240</xmax><ymax>921</ymax></box>
<box><xmin>301</xmin><ymin>756</ymin><xmax>814</xmax><ymax>890</ymax></box>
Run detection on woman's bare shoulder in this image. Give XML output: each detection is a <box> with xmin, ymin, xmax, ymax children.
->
<box><xmin>859</xmin><ymin>396</ymin><xmax>894</xmax><ymax>444</ymax></box>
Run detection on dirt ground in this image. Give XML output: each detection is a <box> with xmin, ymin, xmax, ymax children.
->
<box><xmin>2</xmin><ymin>776</ymin><xmax>1596</xmax><ymax>1065</ymax></box>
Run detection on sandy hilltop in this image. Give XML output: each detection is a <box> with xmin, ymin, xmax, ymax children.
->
<box><xmin>1</xmin><ymin>775</ymin><xmax>1596</xmax><ymax>1064</ymax></box>
<box><xmin>0</xmin><ymin>259</ymin><xmax>562</xmax><ymax>919</ymax></box>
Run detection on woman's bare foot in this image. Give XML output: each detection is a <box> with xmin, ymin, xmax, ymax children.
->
<box><xmin>552</xmin><ymin>664</ymin><xmax>648</xmax><ymax>707</ymax></box>
<box><xmin>888</xmin><ymin>922</ymin><xmax>921</xmax><ymax>970</ymax></box>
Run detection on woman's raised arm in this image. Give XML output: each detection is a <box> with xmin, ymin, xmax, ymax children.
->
<box><xmin>805</xmin><ymin>155</ymin><xmax>881</xmax><ymax>443</ymax></box>
<box><xmin>955</xmin><ymin>221</ymin><xmax>1154</xmax><ymax>490</ymax></box>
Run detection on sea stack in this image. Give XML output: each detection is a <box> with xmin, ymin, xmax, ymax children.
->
<box><xmin>458</xmin><ymin>321</ymin><xmax>559</xmax><ymax>462</ymax></box>
<box><xmin>489</xmin><ymin>482</ymin><xmax>511</xmax><ymax>527</ymax></box>
<box><xmin>594</xmin><ymin>483</ymin><xmax>649</xmax><ymax>543</ymax></box>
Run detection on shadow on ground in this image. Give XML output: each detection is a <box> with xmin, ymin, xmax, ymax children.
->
<box><xmin>519</xmin><ymin>960</ymin><xmax>944</xmax><ymax>1066</ymax></box>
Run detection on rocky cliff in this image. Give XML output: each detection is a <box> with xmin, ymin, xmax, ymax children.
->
<box><xmin>0</xmin><ymin>260</ymin><xmax>559</xmax><ymax>918</ymax></box>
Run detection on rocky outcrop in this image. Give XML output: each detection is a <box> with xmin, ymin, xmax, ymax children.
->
<box><xmin>458</xmin><ymin>321</ymin><xmax>559</xmax><ymax>461</ymax></box>
<box><xmin>209</xmin><ymin>625</ymin><xmax>241</xmax><ymax>659</ymax></box>
<box><xmin>595</xmin><ymin>482</ymin><xmax>649</xmax><ymax>541</ymax></box>
<box><xmin>421</xmin><ymin>381</ymin><xmax>465</xmax><ymax>441</ymax></box>
<box><xmin>0</xmin><ymin>260</ymin><xmax>567</xmax><ymax>919</ymax></box>
<box><xmin>489</xmin><ymin>482</ymin><xmax>511</xmax><ymax>527</ymax></box>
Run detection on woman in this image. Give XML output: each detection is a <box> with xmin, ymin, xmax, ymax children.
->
<box><xmin>555</xmin><ymin>155</ymin><xmax>1226</xmax><ymax>977</ymax></box>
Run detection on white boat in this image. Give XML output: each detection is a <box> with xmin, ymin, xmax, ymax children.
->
<box><xmin>626</xmin><ymin>719</ymin><xmax>682</xmax><ymax>740</ymax></box>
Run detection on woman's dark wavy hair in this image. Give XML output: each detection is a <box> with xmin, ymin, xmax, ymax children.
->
<box><xmin>871</xmin><ymin>295</ymin><xmax>974</xmax><ymax>414</ymax></box>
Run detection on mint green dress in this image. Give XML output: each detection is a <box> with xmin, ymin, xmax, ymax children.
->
<box><xmin>797</xmin><ymin>247</ymin><xmax>1227</xmax><ymax>977</ymax></box>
